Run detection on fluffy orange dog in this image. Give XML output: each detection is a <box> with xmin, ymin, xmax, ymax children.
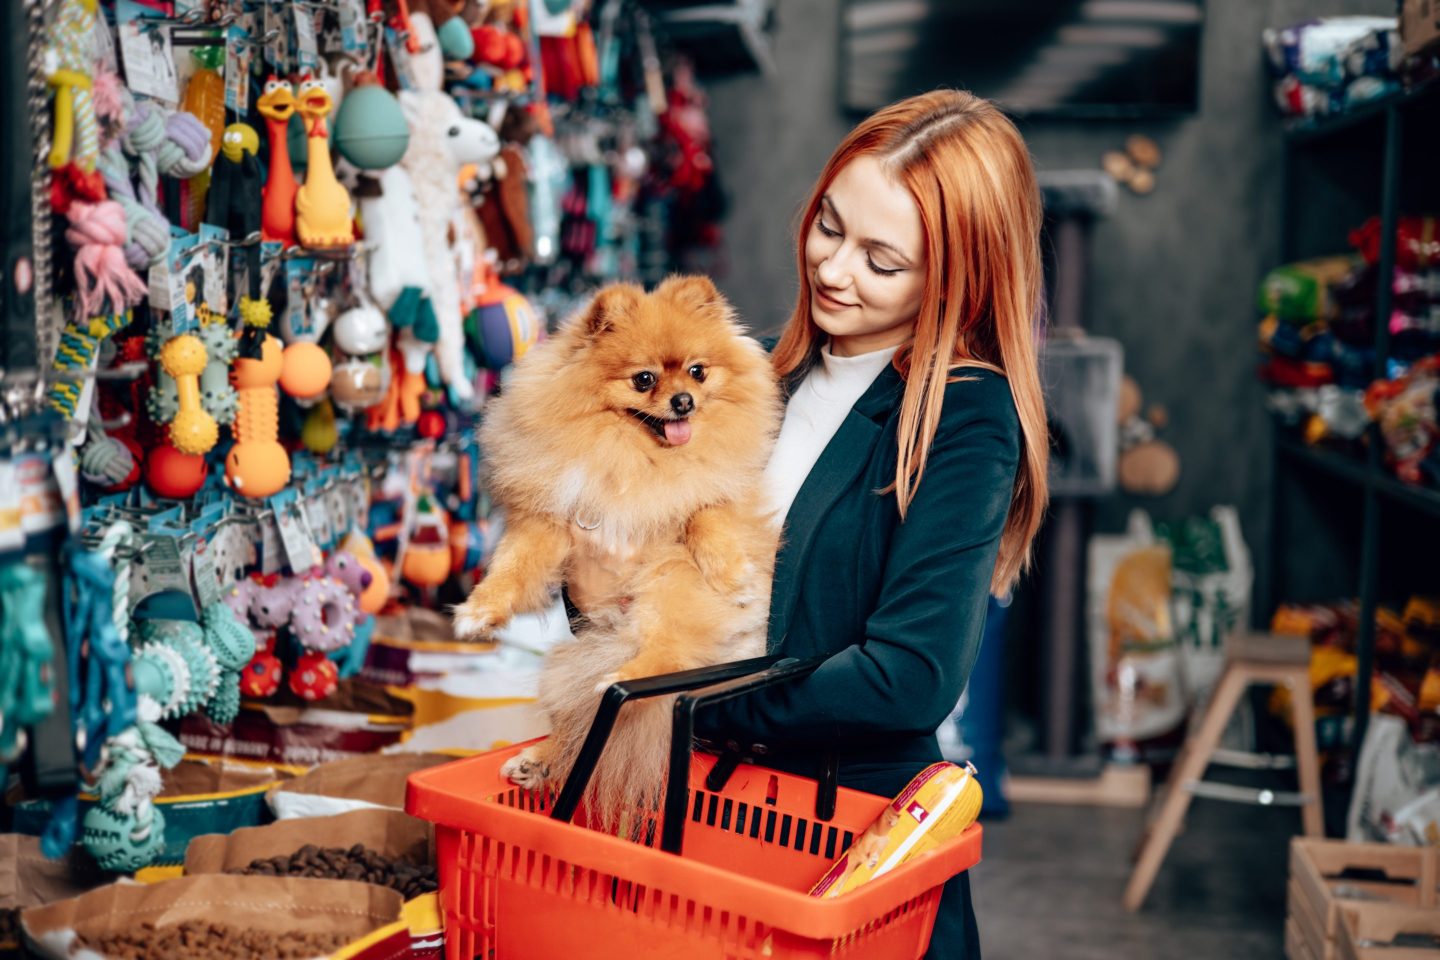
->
<box><xmin>452</xmin><ymin>276</ymin><xmax>781</xmax><ymax>827</ymax></box>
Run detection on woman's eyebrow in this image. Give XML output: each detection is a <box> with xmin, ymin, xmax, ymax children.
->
<box><xmin>821</xmin><ymin>194</ymin><xmax>916</xmax><ymax>268</ymax></box>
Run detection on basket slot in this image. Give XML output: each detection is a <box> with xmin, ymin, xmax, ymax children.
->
<box><xmin>779</xmin><ymin>813</ymin><xmax>793</xmax><ymax>848</ymax></box>
<box><xmin>721</xmin><ymin>797</ymin><xmax>734</xmax><ymax>831</ymax></box>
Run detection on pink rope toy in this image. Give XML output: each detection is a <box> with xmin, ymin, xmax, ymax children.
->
<box><xmin>65</xmin><ymin>200</ymin><xmax>148</xmax><ymax>317</ymax></box>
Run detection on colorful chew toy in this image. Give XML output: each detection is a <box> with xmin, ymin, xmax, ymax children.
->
<box><xmin>295</xmin><ymin>76</ymin><xmax>355</xmax><ymax>249</ymax></box>
<box><xmin>257</xmin><ymin>77</ymin><xmax>299</xmax><ymax>245</ymax></box>
<box><xmin>289</xmin><ymin>575</ymin><xmax>360</xmax><ymax>653</ymax></box>
<box><xmin>159</xmin><ymin>334</ymin><xmax>219</xmax><ymax>455</ymax></box>
<box><xmin>226</xmin><ymin>326</ymin><xmax>291</xmax><ymax>499</ymax></box>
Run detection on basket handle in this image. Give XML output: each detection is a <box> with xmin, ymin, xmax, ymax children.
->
<box><xmin>663</xmin><ymin>655</ymin><xmax>830</xmax><ymax>854</ymax></box>
<box><xmin>549</xmin><ymin>655</ymin><xmax>832</xmax><ymax>854</ymax></box>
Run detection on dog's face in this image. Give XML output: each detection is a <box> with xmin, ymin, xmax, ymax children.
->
<box><xmin>569</xmin><ymin>276</ymin><xmax>761</xmax><ymax>451</ymax></box>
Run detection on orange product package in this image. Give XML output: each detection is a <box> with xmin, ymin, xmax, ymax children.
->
<box><xmin>809</xmin><ymin>761</ymin><xmax>983</xmax><ymax>899</ymax></box>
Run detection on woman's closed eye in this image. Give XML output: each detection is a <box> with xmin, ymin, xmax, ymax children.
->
<box><xmin>814</xmin><ymin>217</ymin><xmax>905</xmax><ymax>277</ymax></box>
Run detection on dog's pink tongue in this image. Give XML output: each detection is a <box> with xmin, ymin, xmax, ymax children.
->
<box><xmin>663</xmin><ymin>420</ymin><xmax>692</xmax><ymax>446</ymax></box>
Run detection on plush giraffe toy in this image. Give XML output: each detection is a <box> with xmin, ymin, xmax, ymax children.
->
<box><xmin>257</xmin><ymin>78</ymin><xmax>298</xmax><ymax>246</ymax></box>
<box><xmin>295</xmin><ymin>76</ymin><xmax>355</xmax><ymax>249</ymax></box>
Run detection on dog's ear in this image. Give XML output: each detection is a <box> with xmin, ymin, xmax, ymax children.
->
<box><xmin>579</xmin><ymin>284</ymin><xmax>643</xmax><ymax>337</ymax></box>
<box><xmin>656</xmin><ymin>275</ymin><xmax>723</xmax><ymax>315</ymax></box>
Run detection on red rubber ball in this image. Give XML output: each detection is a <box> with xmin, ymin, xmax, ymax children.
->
<box><xmin>240</xmin><ymin>650</ymin><xmax>283</xmax><ymax>698</ymax></box>
<box><xmin>146</xmin><ymin>443</ymin><xmax>208</xmax><ymax>499</ymax></box>
<box><xmin>289</xmin><ymin>651</ymin><xmax>339</xmax><ymax>702</ymax></box>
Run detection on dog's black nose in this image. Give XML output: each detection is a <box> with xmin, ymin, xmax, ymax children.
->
<box><xmin>671</xmin><ymin>393</ymin><xmax>694</xmax><ymax>416</ymax></box>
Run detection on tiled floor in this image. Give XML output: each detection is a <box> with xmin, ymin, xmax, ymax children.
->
<box><xmin>970</xmin><ymin>790</ymin><xmax>1296</xmax><ymax>958</ymax></box>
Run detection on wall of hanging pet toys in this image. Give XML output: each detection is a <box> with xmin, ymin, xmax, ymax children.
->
<box><xmin>0</xmin><ymin>0</ymin><xmax>727</xmax><ymax>882</ymax></box>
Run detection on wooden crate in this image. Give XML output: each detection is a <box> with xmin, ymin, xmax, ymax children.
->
<box><xmin>1338</xmin><ymin>903</ymin><xmax>1440</xmax><ymax>960</ymax></box>
<box><xmin>1289</xmin><ymin>839</ymin><xmax>1439</xmax><ymax>960</ymax></box>
<box><xmin>1289</xmin><ymin>915</ymin><xmax>1321</xmax><ymax>960</ymax></box>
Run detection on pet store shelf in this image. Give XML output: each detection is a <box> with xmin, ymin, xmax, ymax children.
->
<box><xmin>1284</xmin><ymin>77</ymin><xmax>1440</xmax><ymax>145</ymax></box>
<box><xmin>1278</xmin><ymin>437</ymin><xmax>1440</xmax><ymax>521</ymax></box>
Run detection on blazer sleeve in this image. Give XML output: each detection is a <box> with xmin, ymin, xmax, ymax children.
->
<box><xmin>704</xmin><ymin>378</ymin><xmax>1022</xmax><ymax>747</ymax></box>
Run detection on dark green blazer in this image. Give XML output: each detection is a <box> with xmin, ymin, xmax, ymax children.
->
<box><xmin>697</xmin><ymin>350</ymin><xmax>1022</xmax><ymax>791</ymax></box>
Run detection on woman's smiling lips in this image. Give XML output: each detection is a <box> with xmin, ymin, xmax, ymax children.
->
<box><xmin>813</xmin><ymin>282</ymin><xmax>856</xmax><ymax>310</ymax></box>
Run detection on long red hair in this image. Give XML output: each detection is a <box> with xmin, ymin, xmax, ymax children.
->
<box><xmin>773</xmin><ymin>90</ymin><xmax>1048</xmax><ymax>596</ymax></box>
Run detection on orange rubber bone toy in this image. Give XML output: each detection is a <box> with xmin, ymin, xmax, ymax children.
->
<box><xmin>226</xmin><ymin>301</ymin><xmax>291</xmax><ymax>498</ymax></box>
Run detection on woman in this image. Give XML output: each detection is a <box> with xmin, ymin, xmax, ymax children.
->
<box><xmin>717</xmin><ymin>89</ymin><xmax>1048</xmax><ymax>958</ymax></box>
<box><xmin>583</xmin><ymin>89</ymin><xmax>1048</xmax><ymax>958</ymax></box>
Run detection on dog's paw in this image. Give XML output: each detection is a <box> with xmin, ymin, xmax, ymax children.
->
<box><xmin>451</xmin><ymin>596</ymin><xmax>508</xmax><ymax>642</ymax></box>
<box><xmin>691</xmin><ymin>543</ymin><xmax>755</xmax><ymax>598</ymax></box>
<box><xmin>501</xmin><ymin>747</ymin><xmax>550</xmax><ymax>791</ymax></box>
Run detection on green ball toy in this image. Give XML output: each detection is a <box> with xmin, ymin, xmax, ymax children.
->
<box><xmin>333</xmin><ymin>75</ymin><xmax>410</xmax><ymax>171</ymax></box>
<box><xmin>82</xmin><ymin>804</ymin><xmax>168</xmax><ymax>873</ymax></box>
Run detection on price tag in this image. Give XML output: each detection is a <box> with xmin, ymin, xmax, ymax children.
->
<box><xmin>260</xmin><ymin>514</ymin><xmax>283</xmax><ymax>574</ymax></box>
<box><xmin>192</xmin><ymin>538</ymin><xmax>222</xmax><ymax>609</ymax></box>
<box><xmin>305</xmin><ymin>493</ymin><xmax>334</xmax><ymax>551</ymax></box>
<box><xmin>294</xmin><ymin>5</ymin><xmax>319</xmax><ymax>71</ymax></box>
<box><xmin>276</xmin><ymin>501</ymin><xmax>320</xmax><ymax>573</ymax></box>
<box><xmin>0</xmin><ymin>462</ymin><xmax>24</xmax><ymax>552</ymax></box>
<box><xmin>224</xmin><ymin>25</ymin><xmax>252</xmax><ymax>113</ymax></box>
<box><xmin>138</xmin><ymin>535</ymin><xmax>200</xmax><ymax>620</ymax></box>
<box><xmin>339</xmin><ymin>0</ymin><xmax>368</xmax><ymax>54</ymax></box>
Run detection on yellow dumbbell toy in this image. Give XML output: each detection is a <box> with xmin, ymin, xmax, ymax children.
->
<box><xmin>159</xmin><ymin>334</ymin><xmax>219</xmax><ymax>455</ymax></box>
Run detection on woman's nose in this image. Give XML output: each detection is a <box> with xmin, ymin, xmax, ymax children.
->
<box><xmin>816</xmin><ymin>252</ymin><xmax>850</xmax><ymax>289</ymax></box>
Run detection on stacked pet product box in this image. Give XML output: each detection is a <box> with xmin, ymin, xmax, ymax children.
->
<box><xmin>1287</xmin><ymin>838</ymin><xmax>1440</xmax><ymax>960</ymax></box>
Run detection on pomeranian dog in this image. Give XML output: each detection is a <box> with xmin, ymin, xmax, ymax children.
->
<box><xmin>452</xmin><ymin>275</ymin><xmax>781</xmax><ymax>828</ymax></box>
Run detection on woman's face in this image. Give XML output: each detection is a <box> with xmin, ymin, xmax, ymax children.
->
<box><xmin>805</xmin><ymin>155</ymin><xmax>926</xmax><ymax>357</ymax></box>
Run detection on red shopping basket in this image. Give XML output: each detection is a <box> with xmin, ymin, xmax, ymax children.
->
<box><xmin>406</xmin><ymin>655</ymin><xmax>983</xmax><ymax>959</ymax></box>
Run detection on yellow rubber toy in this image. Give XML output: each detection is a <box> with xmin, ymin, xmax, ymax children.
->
<box><xmin>160</xmin><ymin>335</ymin><xmax>219</xmax><ymax>455</ymax></box>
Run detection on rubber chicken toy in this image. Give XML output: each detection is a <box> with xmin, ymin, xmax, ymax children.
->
<box><xmin>295</xmin><ymin>76</ymin><xmax>355</xmax><ymax>249</ymax></box>
<box><xmin>257</xmin><ymin>78</ymin><xmax>298</xmax><ymax>245</ymax></box>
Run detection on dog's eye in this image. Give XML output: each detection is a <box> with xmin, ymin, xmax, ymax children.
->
<box><xmin>631</xmin><ymin>371</ymin><xmax>656</xmax><ymax>392</ymax></box>
<box><xmin>688</xmin><ymin>364</ymin><xmax>707</xmax><ymax>383</ymax></box>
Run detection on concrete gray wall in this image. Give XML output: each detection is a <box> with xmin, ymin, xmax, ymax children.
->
<box><xmin>703</xmin><ymin>0</ymin><xmax>1395</xmax><ymax>600</ymax></box>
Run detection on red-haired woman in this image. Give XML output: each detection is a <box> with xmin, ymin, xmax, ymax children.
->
<box><xmin>695</xmin><ymin>90</ymin><xmax>1050</xmax><ymax>957</ymax></box>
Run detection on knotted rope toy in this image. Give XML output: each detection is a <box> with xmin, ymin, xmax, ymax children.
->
<box><xmin>64</xmin><ymin>200</ymin><xmax>148</xmax><ymax>318</ymax></box>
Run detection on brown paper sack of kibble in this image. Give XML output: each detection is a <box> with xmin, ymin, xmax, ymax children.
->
<box><xmin>20</xmin><ymin>874</ymin><xmax>405</xmax><ymax>960</ymax></box>
<box><xmin>184</xmin><ymin>807</ymin><xmax>432</xmax><ymax>877</ymax></box>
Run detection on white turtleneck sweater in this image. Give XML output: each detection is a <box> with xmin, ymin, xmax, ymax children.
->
<box><xmin>763</xmin><ymin>343</ymin><xmax>899</xmax><ymax>527</ymax></box>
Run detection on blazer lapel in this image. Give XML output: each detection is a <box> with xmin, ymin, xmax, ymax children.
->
<box><xmin>768</xmin><ymin>365</ymin><xmax>903</xmax><ymax>651</ymax></box>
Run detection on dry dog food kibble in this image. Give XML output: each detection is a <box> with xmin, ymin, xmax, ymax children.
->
<box><xmin>78</xmin><ymin>920</ymin><xmax>351</xmax><ymax>959</ymax></box>
<box><xmin>230</xmin><ymin>843</ymin><xmax>438</xmax><ymax>900</ymax></box>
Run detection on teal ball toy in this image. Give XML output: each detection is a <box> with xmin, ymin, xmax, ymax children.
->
<box><xmin>333</xmin><ymin>75</ymin><xmax>410</xmax><ymax>171</ymax></box>
<box><xmin>82</xmin><ymin>804</ymin><xmax>168</xmax><ymax>873</ymax></box>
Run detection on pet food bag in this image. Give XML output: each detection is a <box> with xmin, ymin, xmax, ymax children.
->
<box><xmin>186</xmin><ymin>808</ymin><xmax>438</xmax><ymax>957</ymax></box>
<box><xmin>809</xmin><ymin>762</ymin><xmax>982</xmax><ymax>899</ymax></box>
<box><xmin>266</xmin><ymin>751</ymin><xmax>454</xmax><ymax>820</ymax></box>
<box><xmin>179</xmin><ymin>678</ymin><xmax>414</xmax><ymax>766</ymax></box>
<box><xmin>1349</xmin><ymin>714</ymin><xmax>1440</xmax><ymax>844</ymax></box>
<box><xmin>1087</xmin><ymin>510</ymin><xmax>1186</xmax><ymax>755</ymax></box>
<box><xmin>21</xmin><ymin>874</ymin><xmax>408</xmax><ymax>960</ymax></box>
<box><xmin>0</xmin><ymin>836</ymin><xmax>108</xmax><ymax>958</ymax></box>
<box><xmin>1158</xmin><ymin>505</ymin><xmax>1254</xmax><ymax>711</ymax></box>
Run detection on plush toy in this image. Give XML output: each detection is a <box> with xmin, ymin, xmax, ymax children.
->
<box><xmin>204</xmin><ymin>123</ymin><xmax>263</xmax><ymax>249</ymax></box>
<box><xmin>226</xmin><ymin>304</ymin><xmax>291</xmax><ymax>498</ymax></box>
<box><xmin>396</xmin><ymin>12</ymin><xmax>501</xmax><ymax>402</ymax></box>
<box><xmin>295</xmin><ymin>76</ymin><xmax>355</xmax><ymax>249</ymax></box>
<box><xmin>257</xmin><ymin>78</ymin><xmax>299</xmax><ymax>245</ymax></box>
